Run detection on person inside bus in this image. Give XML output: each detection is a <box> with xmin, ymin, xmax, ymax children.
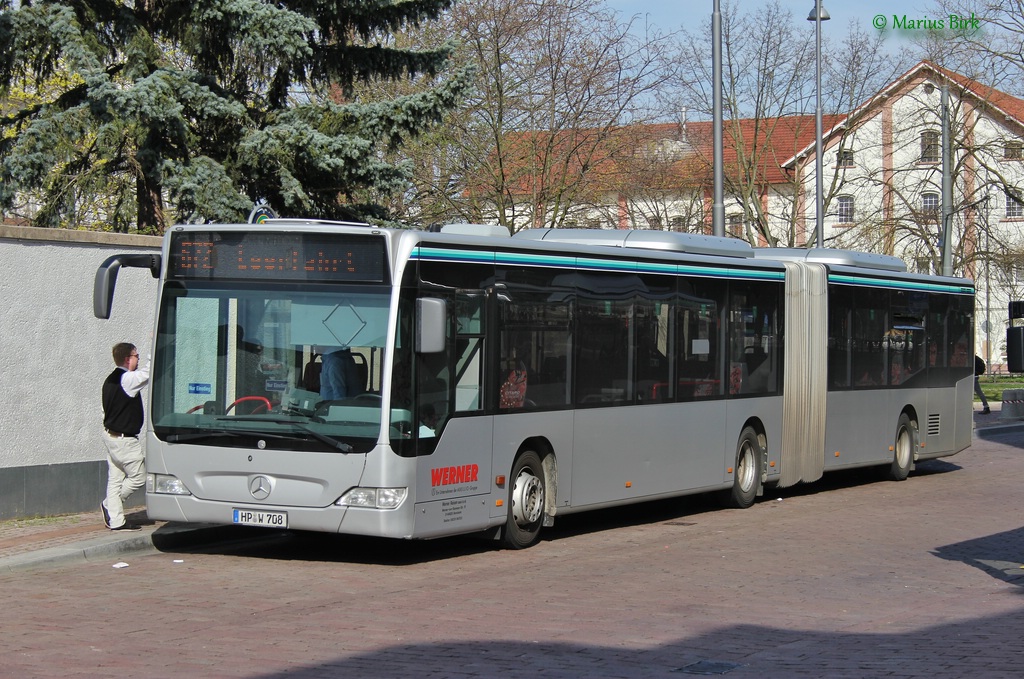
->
<box><xmin>418</xmin><ymin>403</ymin><xmax>439</xmax><ymax>437</ymax></box>
<box><xmin>318</xmin><ymin>345</ymin><xmax>360</xmax><ymax>401</ymax></box>
<box><xmin>499</xmin><ymin>345</ymin><xmax>528</xmax><ymax>409</ymax></box>
<box><xmin>854</xmin><ymin>355</ymin><xmax>883</xmax><ymax>386</ymax></box>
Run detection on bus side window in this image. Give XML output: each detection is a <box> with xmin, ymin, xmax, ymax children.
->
<box><xmin>851</xmin><ymin>288</ymin><xmax>888</xmax><ymax>388</ymax></box>
<box><xmin>727</xmin><ymin>282</ymin><xmax>781</xmax><ymax>395</ymax></box>
<box><xmin>496</xmin><ymin>267</ymin><xmax>573</xmax><ymax>410</ymax></box>
<box><xmin>674</xmin><ymin>279</ymin><xmax>723</xmax><ymax>401</ymax></box>
<box><xmin>828</xmin><ymin>286</ymin><xmax>853</xmax><ymax>388</ymax></box>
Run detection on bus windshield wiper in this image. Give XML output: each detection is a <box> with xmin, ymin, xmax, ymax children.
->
<box><xmin>218</xmin><ymin>417</ymin><xmax>354</xmax><ymax>452</ymax></box>
<box><xmin>167</xmin><ymin>429</ymin><xmax>288</xmax><ymax>443</ymax></box>
<box><xmin>167</xmin><ymin>430</ymin><xmax>238</xmax><ymax>443</ymax></box>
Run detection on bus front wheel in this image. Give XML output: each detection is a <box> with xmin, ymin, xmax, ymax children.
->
<box><xmin>503</xmin><ymin>450</ymin><xmax>546</xmax><ymax>549</ymax></box>
<box><xmin>725</xmin><ymin>426</ymin><xmax>762</xmax><ymax>509</ymax></box>
<box><xmin>887</xmin><ymin>413</ymin><xmax>916</xmax><ymax>481</ymax></box>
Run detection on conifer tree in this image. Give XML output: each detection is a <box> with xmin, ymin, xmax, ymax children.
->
<box><xmin>0</xmin><ymin>0</ymin><xmax>468</xmax><ymax>232</ymax></box>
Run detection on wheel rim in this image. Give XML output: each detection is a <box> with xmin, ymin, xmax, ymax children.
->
<box><xmin>511</xmin><ymin>468</ymin><xmax>544</xmax><ymax>527</ymax></box>
<box><xmin>737</xmin><ymin>441</ymin><xmax>756</xmax><ymax>493</ymax></box>
<box><xmin>896</xmin><ymin>426</ymin><xmax>912</xmax><ymax>468</ymax></box>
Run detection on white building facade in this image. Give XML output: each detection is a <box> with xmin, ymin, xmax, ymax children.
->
<box><xmin>789</xmin><ymin>62</ymin><xmax>1024</xmax><ymax>371</ymax></box>
<box><xmin>496</xmin><ymin>62</ymin><xmax>1024</xmax><ymax>371</ymax></box>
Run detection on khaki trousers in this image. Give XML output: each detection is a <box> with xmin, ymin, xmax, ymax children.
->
<box><xmin>102</xmin><ymin>433</ymin><xmax>146</xmax><ymax>528</ymax></box>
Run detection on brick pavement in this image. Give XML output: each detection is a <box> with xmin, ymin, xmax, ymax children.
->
<box><xmin>0</xmin><ymin>404</ymin><xmax>1010</xmax><ymax>569</ymax></box>
<box><xmin>0</xmin><ymin>507</ymin><xmax>149</xmax><ymax>559</ymax></box>
<box><xmin>0</xmin><ymin>404</ymin><xmax>1021</xmax><ymax>678</ymax></box>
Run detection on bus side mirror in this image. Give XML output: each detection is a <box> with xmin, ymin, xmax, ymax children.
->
<box><xmin>416</xmin><ymin>297</ymin><xmax>447</xmax><ymax>353</ymax></box>
<box><xmin>93</xmin><ymin>253</ymin><xmax>161</xmax><ymax>319</ymax></box>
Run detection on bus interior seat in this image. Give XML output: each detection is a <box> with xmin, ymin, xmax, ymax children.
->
<box><xmin>352</xmin><ymin>351</ymin><xmax>368</xmax><ymax>392</ymax></box>
<box><xmin>302</xmin><ymin>354</ymin><xmax>322</xmax><ymax>392</ymax></box>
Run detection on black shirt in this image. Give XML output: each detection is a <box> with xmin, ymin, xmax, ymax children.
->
<box><xmin>102</xmin><ymin>368</ymin><xmax>144</xmax><ymax>436</ymax></box>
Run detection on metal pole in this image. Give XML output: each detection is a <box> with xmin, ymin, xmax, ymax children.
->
<box><xmin>712</xmin><ymin>0</ymin><xmax>724</xmax><ymax>237</ymax></box>
<box><xmin>813</xmin><ymin>0</ymin><xmax>824</xmax><ymax>249</ymax></box>
<box><xmin>985</xmin><ymin>197</ymin><xmax>991</xmax><ymax>371</ymax></box>
<box><xmin>941</xmin><ymin>84</ymin><xmax>953</xmax><ymax>276</ymax></box>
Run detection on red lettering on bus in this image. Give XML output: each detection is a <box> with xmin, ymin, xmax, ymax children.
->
<box><xmin>430</xmin><ymin>464</ymin><xmax>480</xmax><ymax>487</ymax></box>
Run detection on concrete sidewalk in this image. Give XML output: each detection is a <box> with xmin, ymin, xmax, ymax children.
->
<box><xmin>1</xmin><ymin>403</ymin><xmax>1019</xmax><ymax>573</ymax></box>
<box><xmin>0</xmin><ymin>505</ymin><xmax>262</xmax><ymax>573</ymax></box>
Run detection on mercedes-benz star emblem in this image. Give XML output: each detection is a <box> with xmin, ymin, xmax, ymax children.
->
<box><xmin>249</xmin><ymin>475</ymin><xmax>272</xmax><ymax>500</ymax></box>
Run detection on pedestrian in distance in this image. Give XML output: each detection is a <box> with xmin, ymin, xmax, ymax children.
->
<box><xmin>975</xmin><ymin>354</ymin><xmax>991</xmax><ymax>415</ymax></box>
<box><xmin>100</xmin><ymin>342</ymin><xmax>149</xmax><ymax>531</ymax></box>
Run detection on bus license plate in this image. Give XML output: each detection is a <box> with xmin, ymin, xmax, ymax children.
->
<box><xmin>232</xmin><ymin>509</ymin><xmax>288</xmax><ymax>528</ymax></box>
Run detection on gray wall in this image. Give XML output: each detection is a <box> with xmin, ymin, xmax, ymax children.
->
<box><xmin>0</xmin><ymin>225</ymin><xmax>162</xmax><ymax>519</ymax></box>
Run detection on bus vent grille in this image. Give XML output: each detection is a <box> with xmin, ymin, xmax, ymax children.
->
<box><xmin>927</xmin><ymin>414</ymin><xmax>941</xmax><ymax>437</ymax></box>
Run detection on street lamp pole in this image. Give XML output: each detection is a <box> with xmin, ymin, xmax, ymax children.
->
<box><xmin>941</xmin><ymin>84</ymin><xmax>954</xmax><ymax>276</ymax></box>
<box><xmin>984</xmin><ymin>195</ymin><xmax>991</xmax><ymax>371</ymax></box>
<box><xmin>808</xmin><ymin>1</ymin><xmax>830</xmax><ymax>248</ymax></box>
<box><xmin>712</xmin><ymin>0</ymin><xmax>724</xmax><ymax>237</ymax></box>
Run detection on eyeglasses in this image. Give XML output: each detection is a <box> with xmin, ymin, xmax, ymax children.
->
<box><xmin>129</xmin><ymin>354</ymin><xmax>140</xmax><ymax>359</ymax></box>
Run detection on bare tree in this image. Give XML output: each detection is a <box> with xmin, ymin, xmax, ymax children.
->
<box><xmin>670</xmin><ymin>2</ymin><xmax>911</xmax><ymax>247</ymax></box>
<box><xmin>359</xmin><ymin>0</ymin><xmax>680</xmax><ymax>230</ymax></box>
<box><xmin>670</xmin><ymin>1</ymin><xmax>815</xmax><ymax>245</ymax></box>
<box><xmin>822</xmin><ymin>63</ymin><xmax>1024</xmax><ymax>286</ymax></box>
<box><xmin>920</xmin><ymin>1</ymin><xmax>1024</xmax><ymax>93</ymax></box>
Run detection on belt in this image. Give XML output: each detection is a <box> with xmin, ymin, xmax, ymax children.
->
<box><xmin>105</xmin><ymin>428</ymin><xmax>138</xmax><ymax>439</ymax></box>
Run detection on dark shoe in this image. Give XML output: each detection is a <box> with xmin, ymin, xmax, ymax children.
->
<box><xmin>982</xmin><ymin>407</ymin><xmax>991</xmax><ymax>415</ymax></box>
<box><xmin>100</xmin><ymin>502</ymin><xmax>111</xmax><ymax>528</ymax></box>
<box><xmin>109</xmin><ymin>523</ymin><xmax>142</xmax><ymax>531</ymax></box>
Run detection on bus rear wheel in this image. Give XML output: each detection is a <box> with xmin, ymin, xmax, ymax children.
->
<box><xmin>725</xmin><ymin>426</ymin><xmax>762</xmax><ymax>509</ymax></box>
<box><xmin>502</xmin><ymin>450</ymin><xmax>546</xmax><ymax>549</ymax></box>
<box><xmin>886</xmin><ymin>413</ymin><xmax>916</xmax><ymax>481</ymax></box>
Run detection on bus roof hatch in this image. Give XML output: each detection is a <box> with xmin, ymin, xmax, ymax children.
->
<box><xmin>513</xmin><ymin>228</ymin><xmax>754</xmax><ymax>258</ymax></box>
<box><xmin>752</xmin><ymin>248</ymin><xmax>907</xmax><ymax>272</ymax></box>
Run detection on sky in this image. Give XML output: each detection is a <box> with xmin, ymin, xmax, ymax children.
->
<box><xmin>603</xmin><ymin>0</ymin><xmax>941</xmax><ymax>42</ymax></box>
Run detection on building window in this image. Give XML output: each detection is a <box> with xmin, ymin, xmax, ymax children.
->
<box><xmin>922</xmin><ymin>192</ymin><xmax>939</xmax><ymax>220</ymax></box>
<box><xmin>920</xmin><ymin>130</ymin><xmax>940</xmax><ymax>163</ymax></box>
<box><xmin>914</xmin><ymin>257</ymin><xmax>932</xmax><ymax>275</ymax></box>
<box><xmin>1007</xmin><ymin>191</ymin><xmax>1024</xmax><ymax>218</ymax></box>
<box><xmin>727</xmin><ymin>213</ymin><xmax>743</xmax><ymax>238</ymax></box>
<box><xmin>646</xmin><ymin>215</ymin><xmax>662</xmax><ymax>230</ymax></box>
<box><xmin>836</xmin><ymin>149</ymin><xmax>854</xmax><ymax>168</ymax></box>
<box><xmin>670</xmin><ymin>215</ymin><xmax>686</xmax><ymax>231</ymax></box>
<box><xmin>835</xmin><ymin>195</ymin><xmax>855</xmax><ymax>223</ymax></box>
<box><xmin>1005</xmin><ymin>141</ymin><xmax>1024</xmax><ymax>160</ymax></box>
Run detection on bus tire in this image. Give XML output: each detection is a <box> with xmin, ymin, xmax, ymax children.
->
<box><xmin>887</xmin><ymin>413</ymin><xmax>916</xmax><ymax>481</ymax></box>
<box><xmin>502</xmin><ymin>450</ymin><xmax>546</xmax><ymax>549</ymax></box>
<box><xmin>725</xmin><ymin>426</ymin><xmax>762</xmax><ymax>509</ymax></box>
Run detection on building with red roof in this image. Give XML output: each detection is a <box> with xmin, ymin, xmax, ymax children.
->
<box><xmin>482</xmin><ymin>61</ymin><xmax>1024</xmax><ymax>364</ymax></box>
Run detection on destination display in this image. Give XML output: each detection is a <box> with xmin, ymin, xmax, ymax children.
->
<box><xmin>168</xmin><ymin>231</ymin><xmax>387</xmax><ymax>283</ymax></box>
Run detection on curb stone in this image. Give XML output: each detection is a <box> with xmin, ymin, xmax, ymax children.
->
<box><xmin>0</xmin><ymin>523</ymin><xmax>267</xmax><ymax>573</ymax></box>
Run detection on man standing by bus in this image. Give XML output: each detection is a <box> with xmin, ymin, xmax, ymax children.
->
<box><xmin>100</xmin><ymin>342</ymin><xmax>149</xmax><ymax>531</ymax></box>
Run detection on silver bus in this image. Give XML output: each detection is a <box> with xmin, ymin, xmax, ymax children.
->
<box><xmin>94</xmin><ymin>220</ymin><xmax>975</xmax><ymax>548</ymax></box>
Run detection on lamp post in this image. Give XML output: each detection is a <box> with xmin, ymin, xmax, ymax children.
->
<box><xmin>712</xmin><ymin>0</ymin><xmax>724</xmax><ymax>237</ymax></box>
<box><xmin>983</xmin><ymin>195</ymin><xmax>991</xmax><ymax>371</ymax></box>
<box><xmin>807</xmin><ymin>1</ymin><xmax>830</xmax><ymax>248</ymax></box>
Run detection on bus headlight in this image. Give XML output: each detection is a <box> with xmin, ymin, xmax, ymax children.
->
<box><xmin>147</xmin><ymin>473</ymin><xmax>192</xmax><ymax>496</ymax></box>
<box><xmin>337</xmin><ymin>487</ymin><xmax>408</xmax><ymax>509</ymax></box>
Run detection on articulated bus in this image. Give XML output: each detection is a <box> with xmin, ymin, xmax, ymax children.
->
<box><xmin>94</xmin><ymin>221</ymin><xmax>975</xmax><ymax>548</ymax></box>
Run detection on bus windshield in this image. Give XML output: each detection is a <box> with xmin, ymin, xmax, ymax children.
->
<box><xmin>151</xmin><ymin>281</ymin><xmax>403</xmax><ymax>453</ymax></box>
